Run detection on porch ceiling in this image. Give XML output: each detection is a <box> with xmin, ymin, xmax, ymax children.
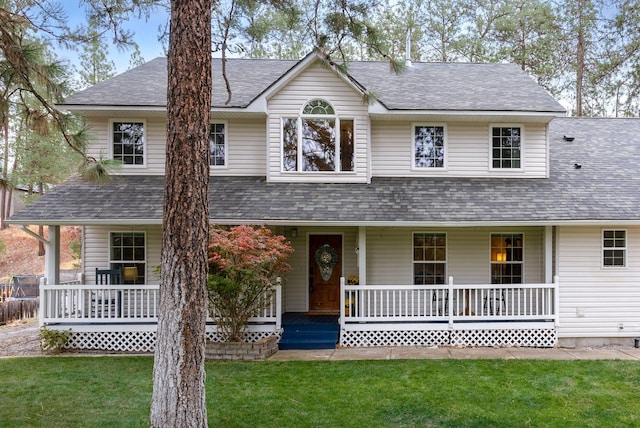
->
<box><xmin>8</xmin><ymin>117</ymin><xmax>640</xmax><ymax>226</ymax></box>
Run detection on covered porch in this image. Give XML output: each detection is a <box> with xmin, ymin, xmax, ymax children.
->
<box><xmin>340</xmin><ymin>277</ymin><xmax>558</xmax><ymax>347</ymax></box>
<box><xmin>38</xmin><ymin>276</ymin><xmax>558</xmax><ymax>351</ymax></box>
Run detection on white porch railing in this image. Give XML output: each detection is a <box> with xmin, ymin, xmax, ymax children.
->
<box><xmin>40</xmin><ymin>283</ymin><xmax>282</xmax><ymax>330</ymax></box>
<box><xmin>340</xmin><ymin>276</ymin><xmax>559</xmax><ymax>328</ymax></box>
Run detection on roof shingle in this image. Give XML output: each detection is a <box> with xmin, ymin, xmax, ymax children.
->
<box><xmin>10</xmin><ymin>117</ymin><xmax>640</xmax><ymax>225</ymax></box>
<box><xmin>63</xmin><ymin>55</ymin><xmax>565</xmax><ymax>113</ymax></box>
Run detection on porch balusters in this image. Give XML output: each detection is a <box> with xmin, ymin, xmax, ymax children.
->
<box><xmin>340</xmin><ymin>276</ymin><xmax>558</xmax><ymax>326</ymax></box>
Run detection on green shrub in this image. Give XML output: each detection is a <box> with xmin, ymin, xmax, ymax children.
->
<box><xmin>38</xmin><ymin>326</ymin><xmax>71</xmax><ymax>353</ymax></box>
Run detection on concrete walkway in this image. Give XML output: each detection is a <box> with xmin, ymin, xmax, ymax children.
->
<box><xmin>270</xmin><ymin>346</ymin><xmax>640</xmax><ymax>361</ymax></box>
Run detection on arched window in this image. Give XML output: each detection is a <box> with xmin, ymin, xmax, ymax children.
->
<box><xmin>282</xmin><ymin>99</ymin><xmax>354</xmax><ymax>172</ymax></box>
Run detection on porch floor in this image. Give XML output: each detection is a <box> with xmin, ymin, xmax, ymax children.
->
<box><xmin>279</xmin><ymin>312</ymin><xmax>339</xmax><ymax>350</ymax></box>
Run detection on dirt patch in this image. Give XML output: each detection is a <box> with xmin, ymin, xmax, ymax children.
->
<box><xmin>0</xmin><ymin>225</ymin><xmax>78</xmax><ymax>284</ymax></box>
<box><xmin>0</xmin><ymin>318</ymin><xmax>41</xmax><ymax>357</ymax></box>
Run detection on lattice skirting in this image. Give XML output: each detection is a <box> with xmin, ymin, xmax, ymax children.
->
<box><xmin>341</xmin><ymin>329</ymin><xmax>450</xmax><ymax>347</ymax></box>
<box><xmin>64</xmin><ymin>329</ymin><xmax>282</xmax><ymax>353</ymax></box>
<box><xmin>65</xmin><ymin>331</ymin><xmax>157</xmax><ymax>353</ymax></box>
<box><xmin>450</xmin><ymin>328</ymin><xmax>557</xmax><ymax>348</ymax></box>
<box><xmin>341</xmin><ymin>328</ymin><xmax>557</xmax><ymax>348</ymax></box>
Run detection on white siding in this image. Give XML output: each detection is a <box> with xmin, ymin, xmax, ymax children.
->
<box><xmin>83</xmin><ymin>225</ymin><xmax>162</xmax><ymax>284</ymax></box>
<box><xmin>557</xmin><ymin>226</ymin><xmax>640</xmax><ymax>339</ymax></box>
<box><xmin>85</xmin><ymin>117</ymin><xmax>267</xmax><ymax>176</ymax></box>
<box><xmin>371</xmin><ymin>121</ymin><xmax>548</xmax><ymax>178</ymax></box>
<box><xmin>212</xmin><ymin>119</ymin><xmax>267</xmax><ymax>176</ymax></box>
<box><xmin>267</xmin><ymin>62</ymin><xmax>370</xmax><ymax>183</ymax></box>
<box><xmin>365</xmin><ymin>227</ymin><xmax>544</xmax><ymax>285</ymax></box>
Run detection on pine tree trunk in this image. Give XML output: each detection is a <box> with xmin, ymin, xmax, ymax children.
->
<box><xmin>150</xmin><ymin>0</ymin><xmax>212</xmax><ymax>426</ymax></box>
<box><xmin>0</xmin><ymin>117</ymin><xmax>9</xmax><ymax>230</ymax></box>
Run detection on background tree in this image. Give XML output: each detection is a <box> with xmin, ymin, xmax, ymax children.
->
<box><xmin>492</xmin><ymin>0</ymin><xmax>563</xmax><ymax>90</ymax></box>
<box><xmin>77</xmin><ymin>18</ymin><xmax>116</xmax><ymax>88</ymax></box>
<box><xmin>595</xmin><ymin>0</ymin><xmax>640</xmax><ymax>116</ymax></box>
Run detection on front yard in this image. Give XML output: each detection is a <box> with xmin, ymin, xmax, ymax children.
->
<box><xmin>1</xmin><ymin>356</ymin><xmax>639</xmax><ymax>427</ymax></box>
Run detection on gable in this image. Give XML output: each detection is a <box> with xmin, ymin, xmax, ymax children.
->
<box><xmin>265</xmin><ymin>60</ymin><xmax>371</xmax><ymax>183</ymax></box>
<box><xmin>267</xmin><ymin>60</ymin><xmax>367</xmax><ymax>115</ymax></box>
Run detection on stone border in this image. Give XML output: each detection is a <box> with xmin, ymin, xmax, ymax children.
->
<box><xmin>205</xmin><ymin>335</ymin><xmax>278</xmax><ymax>361</ymax></box>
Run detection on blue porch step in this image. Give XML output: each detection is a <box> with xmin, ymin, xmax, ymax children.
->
<box><xmin>279</xmin><ymin>313</ymin><xmax>339</xmax><ymax>350</ymax></box>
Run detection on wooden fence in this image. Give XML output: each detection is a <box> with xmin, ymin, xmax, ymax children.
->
<box><xmin>0</xmin><ymin>298</ymin><xmax>39</xmax><ymax>326</ymax></box>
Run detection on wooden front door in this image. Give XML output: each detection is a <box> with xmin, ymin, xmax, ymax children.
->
<box><xmin>309</xmin><ymin>235</ymin><xmax>342</xmax><ymax>313</ymax></box>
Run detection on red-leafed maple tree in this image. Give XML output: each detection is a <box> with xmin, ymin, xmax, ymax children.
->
<box><xmin>207</xmin><ymin>225</ymin><xmax>293</xmax><ymax>342</ymax></box>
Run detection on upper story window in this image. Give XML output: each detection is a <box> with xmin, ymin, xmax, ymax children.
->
<box><xmin>491</xmin><ymin>126</ymin><xmax>522</xmax><ymax>169</ymax></box>
<box><xmin>209</xmin><ymin>123</ymin><xmax>226</xmax><ymax>167</ymax></box>
<box><xmin>603</xmin><ymin>230</ymin><xmax>626</xmax><ymax>267</ymax></box>
<box><xmin>490</xmin><ymin>233</ymin><xmax>523</xmax><ymax>284</ymax></box>
<box><xmin>414</xmin><ymin>125</ymin><xmax>445</xmax><ymax>169</ymax></box>
<box><xmin>282</xmin><ymin>99</ymin><xmax>354</xmax><ymax>172</ymax></box>
<box><xmin>112</xmin><ymin>121</ymin><xmax>145</xmax><ymax>166</ymax></box>
<box><xmin>413</xmin><ymin>232</ymin><xmax>447</xmax><ymax>285</ymax></box>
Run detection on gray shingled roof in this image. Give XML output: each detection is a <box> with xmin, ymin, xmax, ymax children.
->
<box><xmin>9</xmin><ymin>117</ymin><xmax>640</xmax><ymax>225</ymax></box>
<box><xmin>63</xmin><ymin>55</ymin><xmax>564</xmax><ymax>113</ymax></box>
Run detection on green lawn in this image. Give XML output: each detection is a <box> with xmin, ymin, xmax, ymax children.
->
<box><xmin>1</xmin><ymin>356</ymin><xmax>639</xmax><ymax>427</ymax></box>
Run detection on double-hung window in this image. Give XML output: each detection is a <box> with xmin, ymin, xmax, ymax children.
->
<box><xmin>413</xmin><ymin>233</ymin><xmax>447</xmax><ymax>285</ymax></box>
<box><xmin>490</xmin><ymin>233</ymin><xmax>523</xmax><ymax>284</ymax></box>
<box><xmin>209</xmin><ymin>123</ymin><xmax>226</xmax><ymax>167</ymax></box>
<box><xmin>603</xmin><ymin>230</ymin><xmax>626</xmax><ymax>267</ymax></box>
<box><xmin>413</xmin><ymin>124</ymin><xmax>445</xmax><ymax>169</ymax></box>
<box><xmin>112</xmin><ymin>121</ymin><xmax>145</xmax><ymax>165</ymax></box>
<box><xmin>491</xmin><ymin>126</ymin><xmax>522</xmax><ymax>169</ymax></box>
<box><xmin>282</xmin><ymin>99</ymin><xmax>354</xmax><ymax>172</ymax></box>
<box><xmin>110</xmin><ymin>232</ymin><xmax>146</xmax><ymax>284</ymax></box>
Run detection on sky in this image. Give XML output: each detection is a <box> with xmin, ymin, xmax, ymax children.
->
<box><xmin>59</xmin><ymin>2</ymin><xmax>169</xmax><ymax>74</ymax></box>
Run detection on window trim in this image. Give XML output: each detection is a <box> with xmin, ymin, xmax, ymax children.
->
<box><xmin>209</xmin><ymin>121</ymin><xmax>228</xmax><ymax>169</ymax></box>
<box><xmin>489</xmin><ymin>124</ymin><xmax>524</xmax><ymax>171</ymax></box>
<box><xmin>602</xmin><ymin>229</ymin><xmax>627</xmax><ymax>268</ymax></box>
<box><xmin>280</xmin><ymin>98</ymin><xmax>356</xmax><ymax>174</ymax></box>
<box><xmin>411</xmin><ymin>123</ymin><xmax>447</xmax><ymax>171</ymax></box>
<box><xmin>412</xmin><ymin>232</ymin><xmax>448</xmax><ymax>286</ymax></box>
<box><xmin>108</xmin><ymin>231</ymin><xmax>147</xmax><ymax>284</ymax></box>
<box><xmin>109</xmin><ymin>119</ymin><xmax>147</xmax><ymax>168</ymax></box>
<box><xmin>489</xmin><ymin>232</ymin><xmax>525</xmax><ymax>284</ymax></box>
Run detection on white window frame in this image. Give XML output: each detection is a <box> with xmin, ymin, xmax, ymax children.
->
<box><xmin>489</xmin><ymin>124</ymin><xmax>524</xmax><ymax>171</ymax></box>
<box><xmin>109</xmin><ymin>119</ymin><xmax>147</xmax><ymax>168</ymax></box>
<box><xmin>209</xmin><ymin>121</ymin><xmax>228</xmax><ymax>169</ymax></box>
<box><xmin>602</xmin><ymin>229</ymin><xmax>627</xmax><ymax>268</ymax></box>
<box><xmin>490</xmin><ymin>232</ymin><xmax>525</xmax><ymax>284</ymax></box>
<box><xmin>412</xmin><ymin>232</ymin><xmax>448</xmax><ymax>285</ymax></box>
<box><xmin>411</xmin><ymin>123</ymin><xmax>447</xmax><ymax>171</ymax></box>
<box><xmin>281</xmin><ymin>99</ymin><xmax>355</xmax><ymax>173</ymax></box>
<box><xmin>109</xmin><ymin>231</ymin><xmax>147</xmax><ymax>284</ymax></box>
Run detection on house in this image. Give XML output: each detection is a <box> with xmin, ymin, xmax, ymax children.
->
<box><xmin>9</xmin><ymin>51</ymin><xmax>640</xmax><ymax>352</ymax></box>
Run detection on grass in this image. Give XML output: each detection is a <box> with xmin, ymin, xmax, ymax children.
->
<box><xmin>1</xmin><ymin>357</ymin><xmax>639</xmax><ymax>427</ymax></box>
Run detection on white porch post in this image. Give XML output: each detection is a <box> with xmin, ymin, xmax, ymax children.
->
<box><xmin>357</xmin><ymin>226</ymin><xmax>366</xmax><ymax>285</ymax></box>
<box><xmin>21</xmin><ymin>225</ymin><xmax>60</xmax><ymax>284</ymax></box>
<box><xmin>544</xmin><ymin>226</ymin><xmax>553</xmax><ymax>284</ymax></box>
<box><xmin>275</xmin><ymin>279</ymin><xmax>282</xmax><ymax>331</ymax></box>
<box><xmin>45</xmin><ymin>225</ymin><xmax>60</xmax><ymax>285</ymax></box>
